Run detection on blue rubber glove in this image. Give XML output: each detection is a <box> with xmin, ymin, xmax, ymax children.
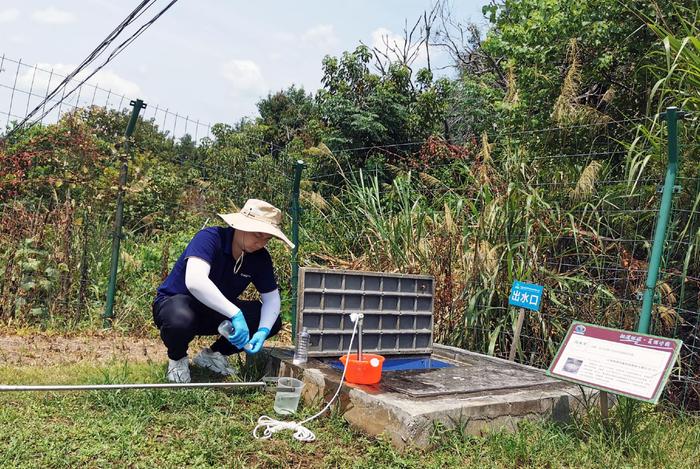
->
<box><xmin>245</xmin><ymin>328</ymin><xmax>270</xmax><ymax>355</ymax></box>
<box><xmin>228</xmin><ymin>311</ymin><xmax>250</xmax><ymax>349</ymax></box>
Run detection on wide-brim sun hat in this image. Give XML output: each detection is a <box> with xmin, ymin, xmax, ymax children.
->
<box><xmin>218</xmin><ymin>199</ymin><xmax>295</xmax><ymax>249</ymax></box>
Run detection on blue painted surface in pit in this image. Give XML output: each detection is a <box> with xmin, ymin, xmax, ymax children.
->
<box><xmin>328</xmin><ymin>356</ymin><xmax>454</xmax><ymax>372</ymax></box>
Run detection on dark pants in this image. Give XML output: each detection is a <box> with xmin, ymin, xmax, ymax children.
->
<box><xmin>152</xmin><ymin>294</ymin><xmax>282</xmax><ymax>360</ymax></box>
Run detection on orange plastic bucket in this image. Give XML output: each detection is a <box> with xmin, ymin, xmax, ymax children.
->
<box><xmin>339</xmin><ymin>353</ymin><xmax>385</xmax><ymax>385</ymax></box>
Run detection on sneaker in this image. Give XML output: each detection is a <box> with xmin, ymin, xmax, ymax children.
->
<box><xmin>193</xmin><ymin>347</ymin><xmax>237</xmax><ymax>376</ymax></box>
<box><xmin>166</xmin><ymin>356</ymin><xmax>191</xmax><ymax>383</ymax></box>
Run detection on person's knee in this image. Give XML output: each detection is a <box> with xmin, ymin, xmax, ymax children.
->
<box><xmin>168</xmin><ymin>310</ymin><xmax>196</xmax><ymax>333</ymax></box>
<box><xmin>160</xmin><ymin>296</ymin><xmax>197</xmax><ymax>333</ymax></box>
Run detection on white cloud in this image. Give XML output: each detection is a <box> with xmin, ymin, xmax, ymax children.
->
<box><xmin>371</xmin><ymin>27</ymin><xmax>399</xmax><ymax>51</ymax></box>
<box><xmin>17</xmin><ymin>64</ymin><xmax>141</xmax><ymax>100</ymax></box>
<box><xmin>221</xmin><ymin>59</ymin><xmax>266</xmax><ymax>96</ymax></box>
<box><xmin>32</xmin><ymin>7</ymin><xmax>76</xmax><ymax>24</ymax></box>
<box><xmin>88</xmin><ymin>69</ymin><xmax>141</xmax><ymax>97</ymax></box>
<box><xmin>301</xmin><ymin>24</ymin><xmax>338</xmax><ymax>52</ymax></box>
<box><xmin>0</xmin><ymin>8</ymin><xmax>20</xmax><ymax>23</ymax></box>
<box><xmin>370</xmin><ymin>27</ymin><xmax>428</xmax><ymax>67</ymax></box>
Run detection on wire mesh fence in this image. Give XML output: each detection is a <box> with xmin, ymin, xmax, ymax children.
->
<box><xmin>0</xmin><ymin>87</ymin><xmax>697</xmax><ymax>410</ymax></box>
<box><xmin>0</xmin><ymin>111</ymin><xmax>297</xmax><ymax>334</ymax></box>
<box><xmin>0</xmin><ymin>53</ymin><xmax>211</xmax><ymax>142</ymax></box>
<box><xmin>301</xmin><ymin>115</ymin><xmax>700</xmax><ymax>411</ymax></box>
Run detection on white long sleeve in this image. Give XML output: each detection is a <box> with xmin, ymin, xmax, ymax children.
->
<box><xmin>259</xmin><ymin>289</ymin><xmax>281</xmax><ymax>331</ymax></box>
<box><xmin>184</xmin><ymin>257</ymin><xmax>241</xmax><ymax>318</ymax></box>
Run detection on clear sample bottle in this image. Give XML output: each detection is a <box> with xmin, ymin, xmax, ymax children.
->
<box><xmin>292</xmin><ymin>327</ymin><xmax>310</xmax><ymax>365</ymax></box>
<box><xmin>218</xmin><ymin>319</ymin><xmax>233</xmax><ymax>338</ymax></box>
<box><xmin>218</xmin><ymin>320</ymin><xmax>252</xmax><ymax>350</ymax></box>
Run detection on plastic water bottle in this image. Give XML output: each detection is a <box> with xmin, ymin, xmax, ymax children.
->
<box><xmin>218</xmin><ymin>320</ymin><xmax>252</xmax><ymax>351</ymax></box>
<box><xmin>292</xmin><ymin>327</ymin><xmax>310</xmax><ymax>365</ymax></box>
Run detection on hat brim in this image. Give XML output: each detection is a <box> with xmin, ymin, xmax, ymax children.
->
<box><xmin>218</xmin><ymin>213</ymin><xmax>295</xmax><ymax>249</ymax></box>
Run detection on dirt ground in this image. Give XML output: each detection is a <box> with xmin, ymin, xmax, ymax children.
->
<box><xmin>0</xmin><ymin>332</ymin><xmax>167</xmax><ymax>366</ymax></box>
<box><xmin>0</xmin><ymin>324</ymin><xmax>293</xmax><ymax>366</ymax></box>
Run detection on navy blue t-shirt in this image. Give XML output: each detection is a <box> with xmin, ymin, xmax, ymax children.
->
<box><xmin>155</xmin><ymin>226</ymin><xmax>277</xmax><ymax>305</ymax></box>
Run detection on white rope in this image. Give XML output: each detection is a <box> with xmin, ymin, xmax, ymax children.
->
<box><xmin>253</xmin><ymin>319</ymin><xmax>359</xmax><ymax>442</ymax></box>
<box><xmin>252</xmin><ymin>415</ymin><xmax>317</xmax><ymax>442</ymax></box>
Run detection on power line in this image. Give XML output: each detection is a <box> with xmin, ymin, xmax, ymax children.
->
<box><xmin>4</xmin><ymin>0</ymin><xmax>178</xmax><ymax>138</ymax></box>
<box><xmin>7</xmin><ymin>1</ymin><xmax>155</xmax><ymax>134</ymax></box>
<box><xmin>25</xmin><ymin>1</ymin><xmax>179</xmax><ymax>130</ymax></box>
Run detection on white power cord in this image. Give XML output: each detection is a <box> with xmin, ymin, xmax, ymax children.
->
<box><xmin>253</xmin><ymin>316</ymin><xmax>360</xmax><ymax>442</ymax></box>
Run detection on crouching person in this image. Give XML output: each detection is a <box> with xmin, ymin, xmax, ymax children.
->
<box><xmin>152</xmin><ymin>199</ymin><xmax>294</xmax><ymax>383</ymax></box>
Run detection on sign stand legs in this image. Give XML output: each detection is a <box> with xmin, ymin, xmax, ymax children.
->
<box><xmin>509</xmin><ymin>307</ymin><xmax>526</xmax><ymax>361</ymax></box>
<box><xmin>600</xmin><ymin>391</ymin><xmax>609</xmax><ymax>422</ymax></box>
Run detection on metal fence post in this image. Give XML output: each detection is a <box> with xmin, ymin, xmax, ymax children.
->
<box><xmin>103</xmin><ymin>99</ymin><xmax>147</xmax><ymax>328</ymax></box>
<box><xmin>638</xmin><ymin>106</ymin><xmax>684</xmax><ymax>334</ymax></box>
<box><xmin>290</xmin><ymin>160</ymin><xmax>305</xmax><ymax>342</ymax></box>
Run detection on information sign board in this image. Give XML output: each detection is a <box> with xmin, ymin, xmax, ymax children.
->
<box><xmin>547</xmin><ymin>322</ymin><xmax>681</xmax><ymax>403</ymax></box>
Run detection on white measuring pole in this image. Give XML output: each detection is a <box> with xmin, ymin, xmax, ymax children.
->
<box><xmin>0</xmin><ymin>381</ymin><xmax>269</xmax><ymax>392</ymax></box>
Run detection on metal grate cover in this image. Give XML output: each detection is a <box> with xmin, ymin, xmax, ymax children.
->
<box><xmin>380</xmin><ymin>358</ymin><xmax>558</xmax><ymax>397</ymax></box>
<box><xmin>296</xmin><ymin>268</ymin><xmax>434</xmax><ymax>357</ymax></box>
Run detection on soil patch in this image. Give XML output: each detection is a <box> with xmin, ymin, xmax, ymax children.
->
<box><xmin>0</xmin><ymin>327</ymin><xmax>292</xmax><ymax>366</ymax></box>
<box><xmin>0</xmin><ymin>333</ymin><xmax>166</xmax><ymax>366</ymax></box>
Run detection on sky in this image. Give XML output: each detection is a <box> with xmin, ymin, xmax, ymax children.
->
<box><xmin>0</xmin><ymin>1</ymin><xmax>490</xmax><ymax>139</ymax></box>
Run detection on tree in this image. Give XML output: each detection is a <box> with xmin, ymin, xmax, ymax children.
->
<box><xmin>440</xmin><ymin>0</ymin><xmax>697</xmax><ymax>135</ymax></box>
<box><xmin>316</xmin><ymin>45</ymin><xmax>450</xmax><ymax>167</ymax></box>
<box><xmin>256</xmin><ymin>86</ymin><xmax>317</xmax><ymax>151</ymax></box>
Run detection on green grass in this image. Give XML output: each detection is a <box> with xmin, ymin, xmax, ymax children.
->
<box><xmin>0</xmin><ymin>361</ymin><xmax>698</xmax><ymax>468</ymax></box>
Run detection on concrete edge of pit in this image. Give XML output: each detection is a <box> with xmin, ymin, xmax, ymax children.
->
<box><xmin>264</xmin><ymin>345</ymin><xmax>590</xmax><ymax>449</ymax></box>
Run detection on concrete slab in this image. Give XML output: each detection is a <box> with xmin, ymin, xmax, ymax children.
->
<box><xmin>381</xmin><ymin>358</ymin><xmax>556</xmax><ymax>397</ymax></box>
<box><xmin>266</xmin><ymin>343</ymin><xmax>585</xmax><ymax>449</ymax></box>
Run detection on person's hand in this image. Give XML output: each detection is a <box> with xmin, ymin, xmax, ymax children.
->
<box><xmin>228</xmin><ymin>311</ymin><xmax>250</xmax><ymax>348</ymax></box>
<box><xmin>245</xmin><ymin>328</ymin><xmax>270</xmax><ymax>354</ymax></box>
